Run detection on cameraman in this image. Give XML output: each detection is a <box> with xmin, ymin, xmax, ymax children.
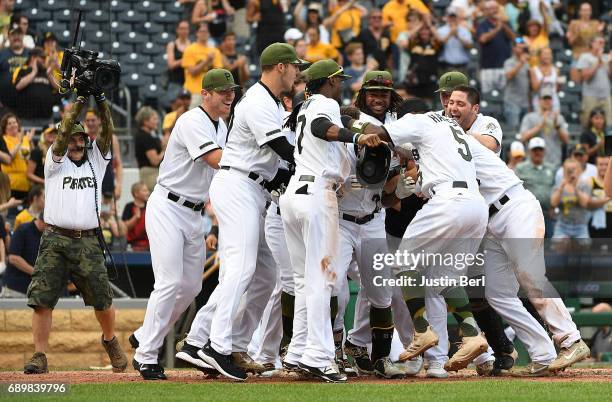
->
<box><xmin>23</xmin><ymin>89</ymin><xmax>127</xmax><ymax>374</ymax></box>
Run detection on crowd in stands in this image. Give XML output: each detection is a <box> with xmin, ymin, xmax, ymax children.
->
<box><xmin>0</xmin><ymin>0</ymin><xmax>611</xmax><ymax>310</ymax></box>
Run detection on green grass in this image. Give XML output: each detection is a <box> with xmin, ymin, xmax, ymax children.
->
<box><xmin>5</xmin><ymin>381</ymin><xmax>610</xmax><ymax>402</ymax></box>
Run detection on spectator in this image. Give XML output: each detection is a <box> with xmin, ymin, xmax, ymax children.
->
<box><xmin>324</xmin><ymin>0</ymin><xmax>367</xmax><ymax>50</ymax></box>
<box><xmin>27</xmin><ymin>125</ymin><xmax>55</xmax><ymax>185</ymax></box>
<box><xmin>283</xmin><ymin>27</ymin><xmax>303</xmax><ymax>46</ymax></box>
<box><xmin>99</xmin><ymin>194</ymin><xmax>124</xmax><ymax>250</ymax></box>
<box><xmin>13</xmin><ymin>184</ymin><xmax>42</xmax><ymax>230</ymax></box>
<box><xmin>576</xmin><ymin>36</ymin><xmax>611</xmax><ymax>127</ymax></box>
<box><xmin>382</xmin><ymin>0</ymin><xmax>430</xmax><ymax>44</ymax></box>
<box><xmin>305</xmin><ymin>26</ymin><xmax>341</xmax><ymax>64</ymax></box>
<box><xmin>519</xmin><ymin>89</ymin><xmax>569</xmax><ymax>168</ymax></box>
<box><xmin>589</xmin><ymin>303</ymin><xmax>612</xmax><ymax>361</ymax></box>
<box><xmin>0</xmin><ymin>26</ymin><xmax>28</xmax><ymax>109</ymax></box>
<box><xmin>529</xmin><ymin>47</ymin><xmax>560</xmax><ymax>112</ymax></box>
<box><xmin>192</xmin><ymin>0</ymin><xmax>234</xmax><ymax>44</ymax></box>
<box><xmin>586</xmin><ymin>156</ymin><xmax>611</xmax><ymax>238</ymax></box>
<box><xmin>0</xmin><ymin>213</ymin><xmax>43</xmax><ymax>297</ymax></box>
<box><xmin>134</xmin><ymin>107</ymin><xmax>164</xmax><ymax>192</ymax></box>
<box><xmin>0</xmin><ymin>113</ymin><xmax>34</xmax><ymax>200</ymax></box>
<box><xmin>85</xmin><ymin>108</ymin><xmax>123</xmax><ymax>200</ymax></box>
<box><xmin>122</xmin><ymin>182</ymin><xmax>150</xmax><ymax>251</ymax></box>
<box><xmin>0</xmin><ymin>0</ymin><xmax>14</xmax><ymax>37</ymax></box>
<box><xmin>343</xmin><ymin>42</ymin><xmax>378</xmax><ymax>94</ymax></box>
<box><xmin>181</xmin><ymin>23</ymin><xmax>223</xmax><ymax>108</ymax></box>
<box><xmin>396</xmin><ymin>10</ymin><xmax>424</xmax><ymax>82</ymax></box>
<box><xmin>7</xmin><ymin>14</ymin><xmax>33</xmax><ymax>49</ymax></box>
<box><xmin>551</xmin><ymin>158</ymin><xmax>591</xmax><ymax>250</ymax></box>
<box><xmin>554</xmin><ymin>144</ymin><xmax>597</xmax><ymax>186</ymax></box>
<box><xmin>515</xmin><ymin>137</ymin><xmax>555</xmax><ymax>236</ymax></box>
<box><xmin>41</xmin><ymin>32</ymin><xmax>62</xmax><ymax>86</ymax></box>
<box><xmin>219</xmin><ymin>31</ymin><xmax>249</xmax><ymax>87</ymax></box>
<box><xmin>476</xmin><ymin>0</ymin><xmax>515</xmax><ymax>93</ymax></box>
<box><xmin>247</xmin><ymin>0</ymin><xmax>286</xmax><ymax>56</ymax></box>
<box><xmin>500</xmin><ymin>0</ymin><xmax>520</xmax><ymax>32</ymax></box>
<box><xmin>293</xmin><ymin>38</ymin><xmax>307</xmax><ymax>62</ymax></box>
<box><xmin>507</xmin><ymin>140</ymin><xmax>525</xmax><ymax>170</ymax></box>
<box><xmin>228</xmin><ymin>0</ymin><xmax>249</xmax><ymax>40</ymax></box>
<box><xmin>503</xmin><ymin>37</ymin><xmax>530</xmax><ymax>133</ymax></box>
<box><xmin>12</xmin><ymin>47</ymin><xmax>59</xmax><ymax>127</ymax></box>
<box><xmin>166</xmin><ymin>21</ymin><xmax>192</xmax><ymax>103</ymax></box>
<box><xmin>567</xmin><ymin>2</ymin><xmax>605</xmax><ymax>83</ymax></box>
<box><xmin>404</xmin><ymin>21</ymin><xmax>441</xmax><ymax>102</ymax></box>
<box><xmin>449</xmin><ymin>0</ymin><xmax>480</xmax><ymax>28</ymax></box>
<box><xmin>354</xmin><ymin>8</ymin><xmax>391</xmax><ymax>70</ymax></box>
<box><xmin>580</xmin><ymin>108</ymin><xmax>607</xmax><ymax>164</ymax></box>
<box><xmin>437</xmin><ymin>9</ymin><xmax>473</xmax><ymax>73</ymax></box>
<box><xmin>293</xmin><ymin>1</ymin><xmax>329</xmax><ymax>44</ymax></box>
<box><xmin>526</xmin><ymin>0</ymin><xmax>563</xmax><ymax>36</ymax></box>
<box><xmin>162</xmin><ymin>90</ymin><xmax>192</xmax><ymax>137</ymax></box>
<box><xmin>523</xmin><ymin>19</ymin><xmax>549</xmax><ymax>67</ymax></box>
<box><xmin>606</xmin><ymin>156</ymin><xmax>612</xmax><ymax>198</ymax></box>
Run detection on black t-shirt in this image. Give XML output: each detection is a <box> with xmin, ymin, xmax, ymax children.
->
<box><xmin>224</xmin><ymin>52</ymin><xmax>242</xmax><ymax>87</ymax></box>
<box><xmin>14</xmin><ymin>65</ymin><xmax>57</xmax><ymax>119</ymax></box>
<box><xmin>121</xmin><ymin>201</ymin><xmax>145</xmax><ymax>221</ymax></box>
<box><xmin>580</xmin><ymin>129</ymin><xmax>605</xmax><ymax>164</ymax></box>
<box><xmin>134</xmin><ymin>129</ymin><xmax>162</xmax><ymax>168</ymax></box>
<box><xmin>355</xmin><ymin>28</ymin><xmax>392</xmax><ymax>70</ymax></box>
<box><xmin>4</xmin><ymin>220</ymin><xmax>42</xmax><ymax>294</ymax></box>
<box><xmin>30</xmin><ymin>147</ymin><xmax>44</xmax><ymax>180</ymax></box>
<box><xmin>385</xmin><ymin>194</ymin><xmax>428</xmax><ymax>238</ymax></box>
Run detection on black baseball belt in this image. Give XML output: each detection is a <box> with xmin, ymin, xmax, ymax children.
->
<box><xmin>341</xmin><ymin>212</ymin><xmax>375</xmax><ymax>225</ymax></box>
<box><xmin>167</xmin><ymin>191</ymin><xmax>205</xmax><ymax>212</ymax></box>
<box><xmin>488</xmin><ymin>194</ymin><xmax>510</xmax><ymax>218</ymax></box>
<box><xmin>220</xmin><ymin>166</ymin><xmax>268</xmax><ymax>188</ymax></box>
<box><xmin>47</xmin><ymin>224</ymin><xmax>98</xmax><ymax>239</ymax></box>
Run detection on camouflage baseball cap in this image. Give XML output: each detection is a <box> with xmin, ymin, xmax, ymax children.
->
<box><xmin>362</xmin><ymin>70</ymin><xmax>393</xmax><ymax>90</ymax></box>
<box><xmin>305</xmin><ymin>59</ymin><xmax>351</xmax><ymax>82</ymax></box>
<box><xmin>202</xmin><ymin>68</ymin><xmax>239</xmax><ymax>91</ymax></box>
<box><xmin>436</xmin><ymin>71</ymin><xmax>468</xmax><ymax>93</ymax></box>
<box><xmin>260</xmin><ymin>43</ymin><xmax>310</xmax><ymax>70</ymax></box>
<box><xmin>70</xmin><ymin>122</ymin><xmax>86</xmax><ymax>136</ymax></box>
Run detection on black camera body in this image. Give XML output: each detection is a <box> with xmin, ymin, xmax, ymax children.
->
<box><xmin>60</xmin><ymin>48</ymin><xmax>121</xmax><ymax>94</ymax></box>
<box><xmin>605</xmin><ymin>131</ymin><xmax>612</xmax><ymax>157</ymax></box>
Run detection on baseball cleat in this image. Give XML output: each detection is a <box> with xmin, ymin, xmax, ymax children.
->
<box><xmin>344</xmin><ymin>341</ymin><xmax>374</xmax><ymax>375</ymax></box>
<box><xmin>444</xmin><ymin>333</ymin><xmax>489</xmax><ymax>372</ymax></box>
<box><xmin>402</xmin><ymin>355</ymin><xmax>424</xmax><ymax>376</ymax></box>
<box><xmin>548</xmin><ymin>339</ymin><xmax>590</xmax><ymax>372</ymax></box>
<box><xmin>374</xmin><ymin>357</ymin><xmax>406</xmax><ymax>379</ymax></box>
<box><xmin>231</xmin><ymin>352</ymin><xmax>266</xmax><ymax>374</ymax></box>
<box><xmin>128</xmin><ymin>333</ymin><xmax>139</xmax><ymax>349</ymax></box>
<box><xmin>198</xmin><ymin>342</ymin><xmax>247</xmax><ymax>381</ymax></box>
<box><xmin>510</xmin><ymin>362</ymin><xmax>550</xmax><ymax>377</ymax></box>
<box><xmin>24</xmin><ymin>352</ymin><xmax>48</xmax><ymax>374</ymax></box>
<box><xmin>101</xmin><ymin>335</ymin><xmax>128</xmax><ymax>373</ymax></box>
<box><xmin>176</xmin><ymin>342</ymin><xmax>218</xmax><ymax>376</ymax></box>
<box><xmin>133</xmin><ymin>359</ymin><xmax>167</xmax><ymax>380</ymax></box>
<box><xmin>476</xmin><ymin>359</ymin><xmax>495</xmax><ymax>376</ymax></box>
<box><xmin>297</xmin><ymin>362</ymin><xmax>348</xmax><ymax>383</ymax></box>
<box><xmin>492</xmin><ymin>347</ymin><xmax>519</xmax><ymax>375</ymax></box>
<box><xmin>282</xmin><ymin>359</ymin><xmax>299</xmax><ymax>371</ymax></box>
<box><xmin>399</xmin><ymin>326</ymin><xmax>439</xmax><ymax>362</ymax></box>
<box><xmin>425</xmin><ymin>361</ymin><xmax>449</xmax><ymax>378</ymax></box>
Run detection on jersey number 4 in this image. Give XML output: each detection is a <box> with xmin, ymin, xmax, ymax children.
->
<box><xmin>450</xmin><ymin>126</ymin><xmax>472</xmax><ymax>162</ymax></box>
<box><xmin>296</xmin><ymin>115</ymin><xmax>306</xmax><ymax>154</ymax></box>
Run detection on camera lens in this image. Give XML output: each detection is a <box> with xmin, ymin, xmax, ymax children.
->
<box><xmin>95</xmin><ymin>67</ymin><xmax>120</xmax><ymax>91</ymax></box>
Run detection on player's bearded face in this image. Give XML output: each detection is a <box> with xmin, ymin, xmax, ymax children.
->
<box><xmin>365</xmin><ymin>90</ymin><xmax>391</xmax><ymax>116</ymax></box>
<box><xmin>448</xmin><ymin>93</ymin><xmax>477</xmax><ymax>129</ymax></box>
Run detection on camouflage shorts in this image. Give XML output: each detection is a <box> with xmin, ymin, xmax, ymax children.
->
<box><xmin>27</xmin><ymin>230</ymin><xmax>113</xmax><ymax>311</ymax></box>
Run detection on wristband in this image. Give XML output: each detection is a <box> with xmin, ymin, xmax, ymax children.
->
<box><xmin>352</xmin><ymin>133</ymin><xmax>362</xmax><ymax>144</ymax></box>
<box><xmin>337</xmin><ymin>128</ymin><xmax>355</xmax><ymax>143</ymax></box>
<box><xmin>350</xmin><ymin>120</ymin><xmax>370</xmax><ymax>134</ymax></box>
<box><xmin>209</xmin><ymin>225</ymin><xmax>219</xmax><ymax>238</ymax></box>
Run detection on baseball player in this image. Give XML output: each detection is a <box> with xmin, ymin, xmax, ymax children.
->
<box><xmin>132</xmin><ymin>69</ymin><xmax>237</xmax><ymax>380</ymax></box>
<box><xmin>193</xmin><ymin>43</ymin><xmax>307</xmax><ymax>381</ymax></box>
<box><xmin>449</xmin><ymin>88</ymin><xmax>591</xmax><ymax>374</ymax></box>
<box><xmin>344</xmin><ymin>106</ymin><xmax>491</xmax><ymax>372</ymax></box>
<box><xmin>280</xmin><ymin>59</ymin><xmax>374</xmax><ymax>383</ymax></box>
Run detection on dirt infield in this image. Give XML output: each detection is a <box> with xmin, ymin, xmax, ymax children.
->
<box><xmin>1</xmin><ymin>368</ymin><xmax>610</xmax><ymax>384</ymax></box>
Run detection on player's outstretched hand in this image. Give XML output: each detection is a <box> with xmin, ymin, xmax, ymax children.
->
<box><xmin>357</xmin><ymin>133</ymin><xmax>382</xmax><ymax>147</ymax></box>
<box><xmin>206</xmin><ymin>233</ymin><xmax>218</xmax><ymax>250</ymax></box>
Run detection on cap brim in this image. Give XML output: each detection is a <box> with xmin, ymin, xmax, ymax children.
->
<box><xmin>338</xmin><ymin>73</ymin><xmax>352</xmax><ymax>81</ymax></box>
<box><xmin>207</xmin><ymin>83</ymin><xmax>240</xmax><ymax>91</ymax></box>
<box><xmin>290</xmin><ymin>59</ymin><xmax>311</xmax><ymax>71</ymax></box>
<box><xmin>362</xmin><ymin>85</ymin><xmax>392</xmax><ymax>90</ymax></box>
<box><xmin>434</xmin><ymin>87</ymin><xmax>452</xmax><ymax>93</ymax></box>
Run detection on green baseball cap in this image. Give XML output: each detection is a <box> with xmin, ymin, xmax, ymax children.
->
<box><xmin>70</xmin><ymin>122</ymin><xmax>86</xmax><ymax>136</ymax></box>
<box><xmin>362</xmin><ymin>70</ymin><xmax>393</xmax><ymax>90</ymax></box>
<box><xmin>304</xmin><ymin>59</ymin><xmax>351</xmax><ymax>82</ymax></box>
<box><xmin>202</xmin><ymin>68</ymin><xmax>239</xmax><ymax>91</ymax></box>
<box><xmin>260</xmin><ymin>43</ymin><xmax>309</xmax><ymax>70</ymax></box>
<box><xmin>436</xmin><ymin>71</ymin><xmax>468</xmax><ymax>93</ymax></box>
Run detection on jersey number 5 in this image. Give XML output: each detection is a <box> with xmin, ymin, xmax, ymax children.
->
<box><xmin>296</xmin><ymin>115</ymin><xmax>306</xmax><ymax>154</ymax></box>
<box><xmin>450</xmin><ymin>126</ymin><xmax>472</xmax><ymax>162</ymax></box>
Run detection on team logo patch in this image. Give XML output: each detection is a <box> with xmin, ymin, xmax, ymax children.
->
<box><xmin>486</xmin><ymin>122</ymin><xmax>497</xmax><ymax>131</ymax></box>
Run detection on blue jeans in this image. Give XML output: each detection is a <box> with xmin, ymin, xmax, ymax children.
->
<box><xmin>552</xmin><ymin>221</ymin><xmax>591</xmax><ymax>246</ymax></box>
<box><xmin>504</xmin><ymin>100</ymin><xmax>528</xmax><ymax>135</ymax></box>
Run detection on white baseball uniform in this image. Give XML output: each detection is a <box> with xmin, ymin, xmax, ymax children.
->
<box><xmin>280</xmin><ymin>93</ymin><xmax>350</xmax><ymax>368</ymax></box>
<box><xmin>465</xmin><ymin>113</ymin><xmax>503</xmax><ymax>156</ymax></box>
<box><xmin>466</xmin><ymin>134</ymin><xmax>580</xmax><ymax>354</ymax></box>
<box><xmin>185</xmin><ymin>82</ymin><xmax>282</xmax><ymax>356</ymax></box>
<box><xmin>134</xmin><ymin>107</ymin><xmax>224</xmax><ymax>364</ymax></box>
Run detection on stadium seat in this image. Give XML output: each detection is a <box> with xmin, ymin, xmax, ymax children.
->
<box><xmin>135</xmin><ymin>1</ymin><xmax>163</xmax><ymax>14</ymax></box>
<box><xmin>54</xmin><ymin>9</ymin><xmax>74</xmax><ymax>22</ymax></box>
<box><xmin>121</xmin><ymin>52</ymin><xmax>144</xmax><ymax>66</ymax></box>
<box><xmin>110</xmin><ymin>21</ymin><xmax>130</xmax><ymax>36</ymax></box>
<box><xmin>88</xmin><ymin>10</ymin><xmax>110</xmax><ymax>23</ymax></box>
<box><xmin>24</xmin><ymin>8</ymin><xmax>53</xmax><ymax>23</ymax></box>
<box><xmin>141</xmin><ymin>82</ymin><xmax>164</xmax><ymax>100</ymax></box>
<box><xmin>13</xmin><ymin>0</ymin><xmax>33</xmax><ymax>12</ymax></box>
<box><xmin>140</xmin><ymin>41</ymin><xmax>165</xmax><ymax>56</ymax></box>
<box><xmin>123</xmin><ymin>72</ymin><xmax>153</xmax><ymax>88</ymax></box>
<box><xmin>118</xmin><ymin>10</ymin><xmax>147</xmax><ymax>24</ymax></box>
<box><xmin>137</xmin><ymin>22</ymin><xmax>164</xmax><ymax>36</ymax></box>
<box><xmin>110</xmin><ymin>41</ymin><xmax>132</xmax><ymax>56</ymax></box>
<box><xmin>150</xmin><ymin>54</ymin><xmax>168</xmax><ymax>68</ymax></box>
<box><xmin>141</xmin><ymin>62</ymin><xmax>165</xmax><ymax>76</ymax></box>
<box><xmin>50</xmin><ymin>27</ymin><xmax>72</xmax><ymax>45</ymax></box>
<box><xmin>39</xmin><ymin>0</ymin><xmax>70</xmax><ymax>11</ymax></box>
<box><xmin>151</xmin><ymin>10</ymin><xmax>180</xmax><ymax>25</ymax></box>
<box><xmin>164</xmin><ymin>1</ymin><xmax>185</xmax><ymax>15</ymax></box>
<box><xmin>122</xmin><ymin>31</ymin><xmax>148</xmax><ymax>45</ymax></box>
<box><xmin>90</xmin><ymin>30</ymin><xmax>110</xmax><ymax>46</ymax></box>
<box><xmin>152</xmin><ymin>31</ymin><xmax>172</xmax><ymax>46</ymax></box>
<box><xmin>564</xmin><ymin>80</ymin><xmax>582</xmax><ymax>95</ymax></box>
<box><xmin>110</xmin><ymin>0</ymin><xmax>130</xmax><ymax>13</ymax></box>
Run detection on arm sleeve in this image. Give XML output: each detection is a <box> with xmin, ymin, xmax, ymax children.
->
<box><xmin>121</xmin><ymin>203</ymin><xmax>134</xmax><ymax>221</ymax></box>
<box><xmin>383</xmin><ymin>114</ymin><xmax>426</xmax><ymax>147</ymax></box>
<box><xmin>177</xmin><ymin>115</ymin><xmax>221</xmax><ymax>162</ymax></box>
<box><xmin>267</xmin><ymin>136</ymin><xmax>295</xmax><ymax>164</ymax></box>
<box><xmin>575</xmin><ymin>54</ymin><xmax>589</xmax><ymax>70</ymax></box>
<box><xmin>0</xmin><ymin>137</ymin><xmax>8</xmax><ymax>155</ymax></box>
<box><xmin>247</xmin><ymin>98</ymin><xmax>285</xmax><ymax>147</ymax></box>
<box><xmin>476</xmin><ymin>22</ymin><xmax>488</xmax><ymax>39</ymax></box>
<box><xmin>8</xmin><ymin>226</ymin><xmax>24</xmax><ymax>256</ymax></box>
<box><xmin>12</xmin><ymin>67</ymin><xmax>26</xmax><ymax>85</ymax></box>
<box><xmin>476</xmin><ymin>116</ymin><xmax>503</xmax><ymax>146</ymax></box>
